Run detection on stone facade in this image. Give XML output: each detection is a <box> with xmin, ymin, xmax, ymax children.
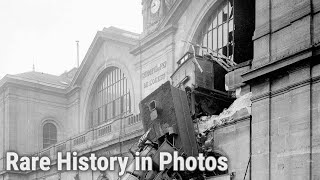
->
<box><xmin>0</xmin><ymin>0</ymin><xmax>319</xmax><ymax>179</ymax></box>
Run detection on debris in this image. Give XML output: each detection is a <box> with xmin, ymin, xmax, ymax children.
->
<box><xmin>195</xmin><ymin>92</ymin><xmax>252</xmax><ymax>133</ymax></box>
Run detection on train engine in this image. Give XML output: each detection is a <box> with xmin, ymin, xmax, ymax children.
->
<box><xmin>120</xmin><ymin>53</ymin><xmax>235</xmax><ymax>180</ymax></box>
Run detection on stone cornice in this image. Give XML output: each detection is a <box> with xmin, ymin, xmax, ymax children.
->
<box><xmin>130</xmin><ymin>24</ymin><xmax>177</xmax><ymax>55</ymax></box>
<box><xmin>242</xmin><ymin>47</ymin><xmax>316</xmax><ymax>83</ymax></box>
<box><xmin>251</xmin><ymin>74</ymin><xmax>320</xmax><ymax>103</ymax></box>
<box><xmin>6</xmin><ymin>93</ymin><xmax>68</xmax><ymax>109</ymax></box>
<box><xmin>0</xmin><ymin>76</ymin><xmax>67</xmax><ymax>97</ymax></box>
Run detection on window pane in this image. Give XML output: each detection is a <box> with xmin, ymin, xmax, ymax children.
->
<box><xmin>223</xmin><ymin>23</ymin><xmax>228</xmax><ymax>47</ymax></box>
<box><xmin>90</xmin><ymin>67</ymin><xmax>131</xmax><ymax>126</ymax></box>
<box><xmin>229</xmin><ymin>1</ymin><xmax>233</xmax><ymax>19</ymax></box>
<box><xmin>218</xmin><ymin>49</ymin><xmax>222</xmax><ymax>56</ymax></box>
<box><xmin>120</xmin><ymin>96</ymin><xmax>124</xmax><ymax>113</ymax></box>
<box><xmin>212</xmin><ymin>29</ymin><xmax>217</xmax><ymax>50</ymax></box>
<box><xmin>43</xmin><ymin>123</ymin><xmax>57</xmax><ymax>148</ymax></box>
<box><xmin>223</xmin><ymin>4</ymin><xmax>228</xmax><ymax>23</ymax></box>
<box><xmin>97</xmin><ymin>108</ymin><xmax>101</xmax><ymax>124</ymax></box>
<box><xmin>202</xmin><ymin>33</ymin><xmax>207</xmax><ymax>48</ymax></box>
<box><xmin>222</xmin><ymin>46</ymin><xmax>228</xmax><ymax>57</ymax></box>
<box><xmin>218</xmin><ymin>11</ymin><xmax>223</xmax><ymax>25</ymax></box>
<box><xmin>229</xmin><ymin>19</ymin><xmax>234</xmax><ymax>32</ymax></box>
<box><xmin>199</xmin><ymin>0</ymin><xmax>235</xmax><ymax>60</ymax></box>
<box><xmin>108</xmin><ymin>103</ymin><xmax>112</xmax><ymax>119</ymax></box>
<box><xmin>212</xmin><ymin>16</ymin><xmax>217</xmax><ymax>28</ymax></box>
<box><xmin>218</xmin><ymin>26</ymin><xmax>223</xmax><ymax>48</ymax></box>
<box><xmin>208</xmin><ymin>30</ymin><xmax>212</xmax><ymax>50</ymax></box>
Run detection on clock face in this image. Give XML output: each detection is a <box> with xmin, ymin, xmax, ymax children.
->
<box><xmin>151</xmin><ymin>0</ymin><xmax>161</xmax><ymax>14</ymax></box>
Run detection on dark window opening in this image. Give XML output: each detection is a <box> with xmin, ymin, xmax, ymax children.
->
<box><xmin>198</xmin><ymin>0</ymin><xmax>255</xmax><ymax>64</ymax></box>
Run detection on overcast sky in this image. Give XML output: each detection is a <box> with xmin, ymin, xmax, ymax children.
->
<box><xmin>0</xmin><ymin>0</ymin><xmax>143</xmax><ymax>79</ymax></box>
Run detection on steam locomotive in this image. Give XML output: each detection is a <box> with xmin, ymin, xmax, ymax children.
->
<box><xmin>119</xmin><ymin>53</ymin><xmax>234</xmax><ymax>180</ymax></box>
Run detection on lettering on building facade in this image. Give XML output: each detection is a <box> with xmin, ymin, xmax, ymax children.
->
<box><xmin>142</xmin><ymin>61</ymin><xmax>167</xmax><ymax>95</ymax></box>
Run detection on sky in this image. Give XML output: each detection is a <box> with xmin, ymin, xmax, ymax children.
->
<box><xmin>0</xmin><ymin>0</ymin><xmax>143</xmax><ymax>79</ymax></box>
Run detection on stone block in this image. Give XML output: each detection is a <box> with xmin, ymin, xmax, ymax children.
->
<box><xmin>312</xmin><ymin>152</ymin><xmax>320</xmax><ymax>180</ymax></box>
<box><xmin>291</xmin><ymin>0</ymin><xmax>311</xmax><ymax>22</ymax></box>
<box><xmin>252</xmin><ymin>99</ymin><xmax>270</xmax><ymax>123</ymax></box>
<box><xmin>271</xmin><ymin>0</ymin><xmax>291</xmax><ymax>31</ymax></box>
<box><xmin>271</xmin><ymin>134</ymin><xmax>286</xmax><ymax>153</ymax></box>
<box><xmin>288</xmin><ymin>153</ymin><xmax>310</xmax><ymax>179</ymax></box>
<box><xmin>253</xmin><ymin>35</ymin><xmax>270</xmax><ymax>68</ymax></box>
<box><xmin>314</xmin><ymin>12</ymin><xmax>320</xmax><ymax>45</ymax></box>
<box><xmin>271</xmin><ymin>93</ymin><xmax>290</xmax><ymax>122</ymax></box>
<box><xmin>312</xmin><ymin>62</ymin><xmax>320</xmax><ymax>78</ymax></box>
<box><xmin>252</xmin><ymin>79</ymin><xmax>270</xmax><ymax>97</ymax></box>
<box><xmin>271</xmin><ymin>16</ymin><xmax>311</xmax><ymax>62</ymax></box>
<box><xmin>271</xmin><ymin>73</ymin><xmax>289</xmax><ymax>91</ymax></box>
<box><xmin>289</xmin><ymin>65</ymin><xmax>310</xmax><ymax>85</ymax></box>
<box><xmin>289</xmin><ymin>87</ymin><xmax>310</xmax><ymax>122</ymax></box>
<box><xmin>278</xmin><ymin>117</ymin><xmax>290</xmax><ymax>135</ymax></box>
<box><xmin>314</xmin><ymin>0</ymin><xmax>320</xmax><ymax>12</ymax></box>
<box><xmin>251</xmin><ymin>154</ymin><xmax>270</xmax><ymax>180</ymax></box>
<box><xmin>225</xmin><ymin>65</ymin><xmax>250</xmax><ymax>91</ymax></box>
<box><xmin>253</xmin><ymin>120</ymin><xmax>269</xmax><ymax>138</ymax></box>
<box><xmin>270</xmin><ymin>120</ymin><xmax>279</xmax><ymax>136</ymax></box>
<box><xmin>289</xmin><ymin>121</ymin><xmax>310</xmax><ymax>134</ymax></box>
<box><xmin>286</xmin><ymin>131</ymin><xmax>310</xmax><ymax>151</ymax></box>
<box><xmin>252</xmin><ymin>136</ymin><xmax>269</xmax><ymax>155</ymax></box>
<box><xmin>255</xmin><ymin>0</ymin><xmax>270</xmax><ymax>28</ymax></box>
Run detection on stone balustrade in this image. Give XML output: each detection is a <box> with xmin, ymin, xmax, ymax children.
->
<box><xmin>0</xmin><ymin>114</ymin><xmax>144</xmax><ymax>173</ymax></box>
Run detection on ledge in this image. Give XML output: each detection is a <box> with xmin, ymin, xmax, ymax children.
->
<box><xmin>242</xmin><ymin>47</ymin><xmax>314</xmax><ymax>83</ymax></box>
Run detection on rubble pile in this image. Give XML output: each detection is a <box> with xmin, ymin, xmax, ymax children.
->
<box><xmin>195</xmin><ymin>92</ymin><xmax>252</xmax><ymax>134</ymax></box>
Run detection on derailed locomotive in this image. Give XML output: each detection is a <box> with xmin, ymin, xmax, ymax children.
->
<box><xmin>119</xmin><ymin>53</ymin><xmax>235</xmax><ymax>180</ymax></box>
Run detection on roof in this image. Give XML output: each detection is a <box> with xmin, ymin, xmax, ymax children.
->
<box><xmin>71</xmin><ymin>26</ymin><xmax>140</xmax><ymax>86</ymax></box>
<box><xmin>9</xmin><ymin>68</ymin><xmax>77</xmax><ymax>88</ymax></box>
<box><xmin>1</xmin><ymin>26</ymin><xmax>139</xmax><ymax>89</ymax></box>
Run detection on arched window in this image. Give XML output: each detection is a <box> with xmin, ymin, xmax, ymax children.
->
<box><xmin>43</xmin><ymin>123</ymin><xmax>57</xmax><ymax>148</ymax></box>
<box><xmin>199</xmin><ymin>0</ymin><xmax>234</xmax><ymax>60</ymax></box>
<box><xmin>89</xmin><ymin>67</ymin><xmax>131</xmax><ymax>127</ymax></box>
<box><xmin>198</xmin><ymin>0</ymin><xmax>255</xmax><ymax>64</ymax></box>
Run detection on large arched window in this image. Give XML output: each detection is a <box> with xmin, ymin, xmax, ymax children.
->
<box><xmin>197</xmin><ymin>0</ymin><xmax>255</xmax><ymax>64</ymax></box>
<box><xmin>89</xmin><ymin>67</ymin><xmax>131</xmax><ymax>127</ymax></box>
<box><xmin>43</xmin><ymin>123</ymin><xmax>57</xmax><ymax>148</ymax></box>
<box><xmin>199</xmin><ymin>0</ymin><xmax>234</xmax><ymax>60</ymax></box>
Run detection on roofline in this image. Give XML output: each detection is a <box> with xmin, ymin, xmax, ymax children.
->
<box><xmin>71</xmin><ymin>27</ymin><xmax>140</xmax><ymax>86</ymax></box>
<box><xmin>0</xmin><ymin>27</ymin><xmax>141</xmax><ymax>94</ymax></box>
<box><xmin>0</xmin><ymin>75</ymin><xmax>67</xmax><ymax>96</ymax></box>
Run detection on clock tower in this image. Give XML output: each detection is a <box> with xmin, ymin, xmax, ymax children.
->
<box><xmin>142</xmin><ymin>0</ymin><xmax>177</xmax><ymax>35</ymax></box>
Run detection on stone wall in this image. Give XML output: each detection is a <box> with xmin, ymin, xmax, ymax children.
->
<box><xmin>250</xmin><ymin>61</ymin><xmax>320</xmax><ymax>180</ymax></box>
<box><xmin>213</xmin><ymin>117</ymin><xmax>251</xmax><ymax>180</ymax></box>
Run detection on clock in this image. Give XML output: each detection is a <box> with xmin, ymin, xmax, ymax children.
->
<box><xmin>151</xmin><ymin>0</ymin><xmax>161</xmax><ymax>14</ymax></box>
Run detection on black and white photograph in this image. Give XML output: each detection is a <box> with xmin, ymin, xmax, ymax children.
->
<box><xmin>0</xmin><ymin>0</ymin><xmax>320</xmax><ymax>179</ymax></box>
